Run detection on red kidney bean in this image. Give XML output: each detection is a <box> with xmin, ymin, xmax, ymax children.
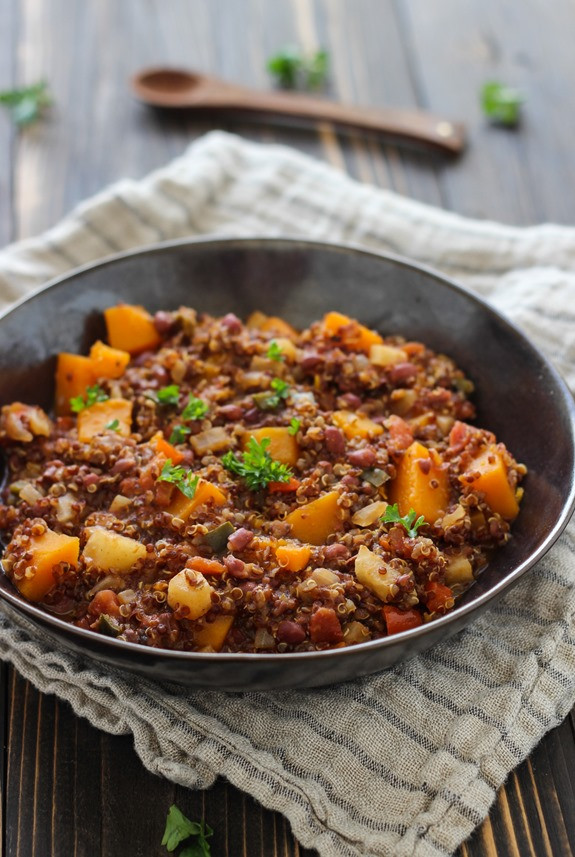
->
<box><xmin>300</xmin><ymin>352</ymin><xmax>323</xmax><ymax>371</ymax></box>
<box><xmin>239</xmin><ymin>581</ymin><xmax>257</xmax><ymax>594</ymax></box>
<box><xmin>325</xmin><ymin>426</ymin><xmax>346</xmax><ymax>455</ymax></box>
<box><xmin>227</xmin><ymin>528</ymin><xmax>254</xmax><ymax>551</ymax></box>
<box><xmin>152</xmin><ymin>365</ymin><xmax>170</xmax><ymax>385</ymax></box>
<box><xmin>224</xmin><ymin>554</ymin><xmax>249</xmax><ymax>578</ymax></box>
<box><xmin>324</xmin><ymin>543</ymin><xmax>350</xmax><ymax>561</ymax></box>
<box><xmin>82</xmin><ymin>473</ymin><xmax>100</xmax><ymax>488</ymax></box>
<box><xmin>388</xmin><ymin>362</ymin><xmax>418</xmax><ymax>384</ymax></box>
<box><xmin>220</xmin><ymin>313</ymin><xmax>242</xmax><ymax>334</ymax></box>
<box><xmin>339</xmin><ymin>392</ymin><xmax>362</xmax><ymax>409</ymax></box>
<box><xmin>112</xmin><ymin>458</ymin><xmax>134</xmax><ymax>474</ymax></box>
<box><xmin>243</xmin><ymin>407</ymin><xmax>261</xmax><ymax>424</ymax></box>
<box><xmin>154</xmin><ymin>311</ymin><xmax>175</xmax><ymax>335</ymax></box>
<box><xmin>347</xmin><ymin>447</ymin><xmax>376</xmax><ymax>467</ymax></box>
<box><xmin>133</xmin><ymin>350</ymin><xmax>154</xmax><ymax>367</ymax></box>
<box><xmin>218</xmin><ymin>404</ymin><xmax>244</xmax><ymax>421</ymax></box>
<box><xmin>276</xmin><ymin>620</ymin><xmax>306</xmax><ymax>645</ymax></box>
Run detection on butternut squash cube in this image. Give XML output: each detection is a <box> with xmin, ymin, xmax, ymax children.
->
<box><xmin>104</xmin><ymin>304</ymin><xmax>161</xmax><ymax>355</ymax></box>
<box><xmin>369</xmin><ymin>344</ymin><xmax>408</xmax><ymax>366</ymax></box>
<box><xmin>167</xmin><ymin>569</ymin><xmax>214</xmax><ymax>619</ymax></box>
<box><xmin>55</xmin><ymin>353</ymin><xmax>96</xmax><ymax>416</ymax></box>
<box><xmin>332</xmin><ymin>410</ymin><xmax>383</xmax><ymax>440</ymax></box>
<box><xmin>167</xmin><ymin>479</ymin><xmax>227</xmax><ymax>521</ymax></box>
<box><xmin>15</xmin><ymin>528</ymin><xmax>79</xmax><ymax>602</ymax></box>
<box><xmin>389</xmin><ymin>440</ymin><xmax>450</xmax><ymax>524</ymax></box>
<box><xmin>460</xmin><ymin>445</ymin><xmax>519</xmax><ymax>520</ymax></box>
<box><xmin>285</xmin><ymin>491</ymin><xmax>343</xmax><ymax>545</ymax></box>
<box><xmin>322</xmin><ymin>311</ymin><xmax>383</xmax><ymax>353</ymax></box>
<box><xmin>89</xmin><ymin>340</ymin><xmax>130</xmax><ymax>379</ymax></box>
<box><xmin>275</xmin><ymin>542</ymin><xmax>312</xmax><ymax>572</ymax></box>
<box><xmin>195</xmin><ymin>614</ymin><xmax>234</xmax><ymax>650</ymax></box>
<box><xmin>82</xmin><ymin>528</ymin><xmax>147</xmax><ymax>572</ymax></box>
<box><xmin>77</xmin><ymin>398</ymin><xmax>133</xmax><ymax>442</ymax></box>
<box><xmin>244</xmin><ymin>427</ymin><xmax>299</xmax><ymax>467</ymax></box>
<box><xmin>247</xmin><ymin>311</ymin><xmax>299</xmax><ymax>341</ymax></box>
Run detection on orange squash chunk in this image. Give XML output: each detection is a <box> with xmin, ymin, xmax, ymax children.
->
<box><xmin>16</xmin><ymin>528</ymin><xmax>79</xmax><ymax>602</ymax></box>
<box><xmin>104</xmin><ymin>304</ymin><xmax>161</xmax><ymax>355</ymax></box>
<box><xmin>89</xmin><ymin>340</ymin><xmax>130</xmax><ymax>379</ymax></box>
<box><xmin>285</xmin><ymin>491</ymin><xmax>343</xmax><ymax>545</ymax></box>
<box><xmin>460</xmin><ymin>445</ymin><xmax>519</xmax><ymax>520</ymax></box>
<box><xmin>322</xmin><ymin>311</ymin><xmax>383</xmax><ymax>353</ymax></box>
<box><xmin>247</xmin><ymin>311</ymin><xmax>299</xmax><ymax>341</ymax></box>
<box><xmin>195</xmin><ymin>615</ymin><xmax>234</xmax><ymax>651</ymax></box>
<box><xmin>151</xmin><ymin>431</ymin><xmax>185</xmax><ymax>465</ymax></box>
<box><xmin>275</xmin><ymin>543</ymin><xmax>312</xmax><ymax>572</ymax></box>
<box><xmin>389</xmin><ymin>441</ymin><xmax>450</xmax><ymax>524</ymax></box>
<box><xmin>168</xmin><ymin>479</ymin><xmax>227</xmax><ymax>521</ymax></box>
<box><xmin>244</xmin><ymin>427</ymin><xmax>300</xmax><ymax>467</ymax></box>
<box><xmin>55</xmin><ymin>353</ymin><xmax>97</xmax><ymax>416</ymax></box>
<box><xmin>332</xmin><ymin>410</ymin><xmax>383</xmax><ymax>440</ymax></box>
<box><xmin>77</xmin><ymin>398</ymin><xmax>133</xmax><ymax>442</ymax></box>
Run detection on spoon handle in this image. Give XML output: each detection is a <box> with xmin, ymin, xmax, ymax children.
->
<box><xmin>197</xmin><ymin>88</ymin><xmax>465</xmax><ymax>154</ymax></box>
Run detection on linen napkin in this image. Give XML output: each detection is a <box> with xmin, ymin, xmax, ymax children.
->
<box><xmin>1</xmin><ymin>131</ymin><xmax>575</xmax><ymax>857</ymax></box>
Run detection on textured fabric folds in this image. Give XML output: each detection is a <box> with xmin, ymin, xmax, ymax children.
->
<box><xmin>1</xmin><ymin>131</ymin><xmax>575</xmax><ymax>857</ymax></box>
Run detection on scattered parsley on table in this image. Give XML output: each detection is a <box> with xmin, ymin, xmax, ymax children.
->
<box><xmin>161</xmin><ymin>804</ymin><xmax>213</xmax><ymax>855</ymax></box>
<box><xmin>480</xmin><ymin>81</ymin><xmax>524</xmax><ymax>127</ymax></box>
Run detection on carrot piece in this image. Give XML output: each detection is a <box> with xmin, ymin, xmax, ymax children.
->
<box><xmin>275</xmin><ymin>543</ymin><xmax>312</xmax><ymax>572</ymax></box>
<box><xmin>322</xmin><ymin>311</ymin><xmax>383</xmax><ymax>353</ymax></box>
<box><xmin>188</xmin><ymin>556</ymin><xmax>226</xmax><ymax>576</ymax></box>
<box><xmin>424</xmin><ymin>580</ymin><xmax>455</xmax><ymax>614</ymax></box>
<box><xmin>168</xmin><ymin>479</ymin><xmax>227</xmax><ymax>521</ymax></box>
<box><xmin>15</xmin><ymin>528</ymin><xmax>79</xmax><ymax>602</ymax></box>
<box><xmin>268</xmin><ymin>477</ymin><xmax>301</xmax><ymax>494</ymax></box>
<box><xmin>285</xmin><ymin>491</ymin><xmax>344</xmax><ymax>546</ymax></box>
<box><xmin>55</xmin><ymin>353</ymin><xmax>96</xmax><ymax>416</ymax></box>
<box><xmin>151</xmin><ymin>431</ymin><xmax>185</xmax><ymax>465</ymax></box>
<box><xmin>244</xmin><ymin>426</ymin><xmax>300</xmax><ymax>467</ymax></box>
<box><xmin>460</xmin><ymin>445</ymin><xmax>519</xmax><ymax>520</ymax></box>
<box><xmin>77</xmin><ymin>398</ymin><xmax>133</xmax><ymax>442</ymax></box>
<box><xmin>89</xmin><ymin>340</ymin><xmax>130</xmax><ymax>379</ymax></box>
<box><xmin>194</xmin><ymin>615</ymin><xmax>234</xmax><ymax>650</ymax></box>
<box><xmin>383</xmin><ymin>605</ymin><xmax>423</xmax><ymax>635</ymax></box>
<box><xmin>332</xmin><ymin>410</ymin><xmax>383</xmax><ymax>440</ymax></box>
<box><xmin>104</xmin><ymin>304</ymin><xmax>161</xmax><ymax>355</ymax></box>
<box><xmin>388</xmin><ymin>440</ymin><xmax>450</xmax><ymax>524</ymax></box>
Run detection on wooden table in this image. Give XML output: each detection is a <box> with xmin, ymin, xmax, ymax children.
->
<box><xmin>2</xmin><ymin>1</ymin><xmax>575</xmax><ymax>855</ymax></box>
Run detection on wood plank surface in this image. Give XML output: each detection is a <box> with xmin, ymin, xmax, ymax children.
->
<box><xmin>1</xmin><ymin>0</ymin><xmax>575</xmax><ymax>855</ymax></box>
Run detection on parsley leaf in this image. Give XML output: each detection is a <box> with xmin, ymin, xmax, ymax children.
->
<box><xmin>161</xmin><ymin>804</ymin><xmax>211</xmax><ymax>853</ymax></box>
<box><xmin>267</xmin><ymin>46</ymin><xmax>329</xmax><ymax>90</ymax></box>
<box><xmin>480</xmin><ymin>81</ymin><xmax>524</xmax><ymax>127</ymax></box>
<box><xmin>288</xmin><ymin>417</ymin><xmax>301</xmax><ymax>436</ymax></box>
<box><xmin>222</xmin><ymin>437</ymin><xmax>292</xmax><ymax>491</ymax></box>
<box><xmin>157</xmin><ymin>385</ymin><xmax>180</xmax><ymax>406</ymax></box>
<box><xmin>70</xmin><ymin>384</ymin><xmax>109</xmax><ymax>413</ymax></box>
<box><xmin>182</xmin><ymin>394</ymin><xmax>209</xmax><ymax>421</ymax></box>
<box><xmin>253</xmin><ymin>378</ymin><xmax>290</xmax><ymax>411</ymax></box>
<box><xmin>266</xmin><ymin>340</ymin><xmax>285</xmax><ymax>362</ymax></box>
<box><xmin>381</xmin><ymin>503</ymin><xmax>426</xmax><ymax>538</ymax></box>
<box><xmin>170</xmin><ymin>425</ymin><xmax>191</xmax><ymax>445</ymax></box>
<box><xmin>157</xmin><ymin>460</ymin><xmax>199</xmax><ymax>499</ymax></box>
<box><xmin>105</xmin><ymin>419</ymin><xmax>120</xmax><ymax>432</ymax></box>
<box><xmin>0</xmin><ymin>81</ymin><xmax>51</xmax><ymax>126</ymax></box>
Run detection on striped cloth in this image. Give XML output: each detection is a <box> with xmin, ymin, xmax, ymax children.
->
<box><xmin>1</xmin><ymin>131</ymin><xmax>575</xmax><ymax>857</ymax></box>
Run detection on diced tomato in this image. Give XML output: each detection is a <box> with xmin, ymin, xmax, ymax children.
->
<box><xmin>424</xmin><ymin>580</ymin><xmax>454</xmax><ymax>614</ymax></box>
<box><xmin>268</xmin><ymin>477</ymin><xmax>301</xmax><ymax>494</ymax></box>
<box><xmin>386</xmin><ymin>415</ymin><xmax>413</xmax><ymax>451</ymax></box>
<box><xmin>188</xmin><ymin>556</ymin><xmax>226</xmax><ymax>576</ymax></box>
<box><xmin>309</xmin><ymin>606</ymin><xmax>344</xmax><ymax>644</ymax></box>
<box><xmin>383</xmin><ymin>605</ymin><xmax>423</xmax><ymax>635</ymax></box>
<box><xmin>88</xmin><ymin>589</ymin><xmax>121</xmax><ymax>618</ymax></box>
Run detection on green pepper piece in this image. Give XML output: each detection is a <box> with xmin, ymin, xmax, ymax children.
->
<box><xmin>361</xmin><ymin>467</ymin><xmax>389</xmax><ymax>487</ymax></box>
<box><xmin>203</xmin><ymin>521</ymin><xmax>235</xmax><ymax>552</ymax></box>
<box><xmin>97</xmin><ymin>613</ymin><xmax>122</xmax><ymax>637</ymax></box>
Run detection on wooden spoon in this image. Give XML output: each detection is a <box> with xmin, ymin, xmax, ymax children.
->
<box><xmin>131</xmin><ymin>67</ymin><xmax>465</xmax><ymax>154</ymax></box>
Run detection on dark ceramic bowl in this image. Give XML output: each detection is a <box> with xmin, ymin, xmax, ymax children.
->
<box><xmin>0</xmin><ymin>237</ymin><xmax>574</xmax><ymax>690</ymax></box>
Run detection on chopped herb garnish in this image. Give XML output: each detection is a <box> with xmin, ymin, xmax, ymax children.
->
<box><xmin>70</xmin><ymin>384</ymin><xmax>109</xmax><ymax>413</ymax></box>
<box><xmin>222</xmin><ymin>437</ymin><xmax>292</xmax><ymax>491</ymax></box>
<box><xmin>267</xmin><ymin>46</ymin><xmax>329</xmax><ymax>90</ymax></box>
<box><xmin>253</xmin><ymin>378</ymin><xmax>290</xmax><ymax>411</ymax></box>
<box><xmin>266</xmin><ymin>340</ymin><xmax>285</xmax><ymax>362</ymax></box>
<box><xmin>182</xmin><ymin>394</ymin><xmax>209</xmax><ymax>421</ymax></box>
<box><xmin>480</xmin><ymin>81</ymin><xmax>524</xmax><ymax>127</ymax></box>
<box><xmin>157</xmin><ymin>385</ymin><xmax>181</xmax><ymax>406</ymax></box>
<box><xmin>381</xmin><ymin>503</ymin><xmax>426</xmax><ymax>538</ymax></box>
<box><xmin>105</xmin><ymin>419</ymin><xmax>120</xmax><ymax>432</ymax></box>
<box><xmin>0</xmin><ymin>81</ymin><xmax>51</xmax><ymax>126</ymax></box>
<box><xmin>288</xmin><ymin>417</ymin><xmax>301</xmax><ymax>436</ymax></box>
<box><xmin>169</xmin><ymin>425</ymin><xmax>191</xmax><ymax>445</ymax></box>
<box><xmin>157</xmin><ymin>460</ymin><xmax>199</xmax><ymax>499</ymax></box>
<box><xmin>161</xmin><ymin>804</ymin><xmax>213</xmax><ymax>855</ymax></box>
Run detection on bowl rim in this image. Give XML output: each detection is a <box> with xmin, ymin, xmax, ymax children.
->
<box><xmin>1</xmin><ymin>233</ymin><xmax>574</xmax><ymax>665</ymax></box>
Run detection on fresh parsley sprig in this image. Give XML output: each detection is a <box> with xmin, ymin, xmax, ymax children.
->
<box><xmin>267</xmin><ymin>46</ymin><xmax>329</xmax><ymax>90</ymax></box>
<box><xmin>182</xmin><ymin>394</ymin><xmax>209</xmax><ymax>421</ymax></box>
<box><xmin>288</xmin><ymin>417</ymin><xmax>301</xmax><ymax>436</ymax></box>
<box><xmin>161</xmin><ymin>804</ymin><xmax>213</xmax><ymax>855</ymax></box>
<box><xmin>170</xmin><ymin>425</ymin><xmax>191</xmax><ymax>445</ymax></box>
<box><xmin>105</xmin><ymin>419</ymin><xmax>120</xmax><ymax>432</ymax></box>
<box><xmin>70</xmin><ymin>384</ymin><xmax>109</xmax><ymax>413</ymax></box>
<box><xmin>157</xmin><ymin>460</ymin><xmax>199</xmax><ymax>499</ymax></box>
<box><xmin>222</xmin><ymin>437</ymin><xmax>292</xmax><ymax>491</ymax></box>
<box><xmin>253</xmin><ymin>378</ymin><xmax>290</xmax><ymax>411</ymax></box>
<box><xmin>0</xmin><ymin>81</ymin><xmax>51</xmax><ymax>126</ymax></box>
<box><xmin>157</xmin><ymin>385</ymin><xmax>181</xmax><ymax>406</ymax></box>
<box><xmin>381</xmin><ymin>503</ymin><xmax>426</xmax><ymax>538</ymax></box>
<box><xmin>480</xmin><ymin>81</ymin><xmax>524</xmax><ymax>127</ymax></box>
<box><xmin>266</xmin><ymin>340</ymin><xmax>285</xmax><ymax>362</ymax></box>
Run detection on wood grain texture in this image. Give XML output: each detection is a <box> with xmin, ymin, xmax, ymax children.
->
<box><xmin>2</xmin><ymin>0</ymin><xmax>575</xmax><ymax>855</ymax></box>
